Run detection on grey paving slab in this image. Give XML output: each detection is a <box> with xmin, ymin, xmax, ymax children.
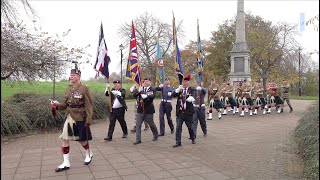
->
<box><xmin>1</xmin><ymin>99</ymin><xmax>313</xmax><ymax>180</ymax></box>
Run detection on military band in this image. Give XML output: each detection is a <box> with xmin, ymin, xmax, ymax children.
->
<box><xmin>52</xmin><ymin>66</ymin><xmax>295</xmax><ymax>172</ymax></box>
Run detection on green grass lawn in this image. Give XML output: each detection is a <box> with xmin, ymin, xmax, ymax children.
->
<box><xmin>2</xmin><ymin>81</ymin><xmax>319</xmax><ymax>101</ymax></box>
<box><xmin>1</xmin><ymin>81</ymin><xmax>133</xmax><ymax>99</ymax></box>
<box><xmin>290</xmin><ymin>95</ymin><xmax>319</xmax><ymax>100</ymax></box>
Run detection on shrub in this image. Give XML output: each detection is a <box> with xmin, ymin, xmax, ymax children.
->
<box><xmin>1</xmin><ymin>92</ymin><xmax>109</xmax><ymax>136</ymax></box>
<box><xmin>1</xmin><ymin>102</ymin><xmax>31</xmax><ymax>135</ymax></box>
<box><xmin>293</xmin><ymin>101</ymin><xmax>319</xmax><ymax>179</ymax></box>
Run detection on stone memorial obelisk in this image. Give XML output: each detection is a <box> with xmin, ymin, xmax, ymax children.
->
<box><xmin>229</xmin><ymin>0</ymin><xmax>251</xmax><ymax>97</ymax></box>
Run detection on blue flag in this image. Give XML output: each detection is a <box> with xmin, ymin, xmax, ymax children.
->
<box><xmin>173</xmin><ymin>13</ymin><xmax>184</xmax><ymax>85</ymax></box>
<box><xmin>196</xmin><ymin>19</ymin><xmax>204</xmax><ymax>85</ymax></box>
<box><xmin>156</xmin><ymin>39</ymin><xmax>165</xmax><ymax>84</ymax></box>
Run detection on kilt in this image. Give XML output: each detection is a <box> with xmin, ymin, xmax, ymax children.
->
<box><xmin>59</xmin><ymin>114</ymin><xmax>92</xmax><ymax>141</ymax></box>
<box><xmin>274</xmin><ymin>96</ymin><xmax>284</xmax><ymax>105</ymax></box>
<box><xmin>210</xmin><ymin>100</ymin><xmax>223</xmax><ymax>109</ymax></box>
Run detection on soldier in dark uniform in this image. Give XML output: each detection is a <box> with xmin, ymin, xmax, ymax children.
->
<box><xmin>132</xmin><ymin>78</ymin><xmax>159</xmax><ymax>144</ymax></box>
<box><xmin>155</xmin><ymin>77</ymin><xmax>175</xmax><ymax>136</ymax></box>
<box><xmin>129</xmin><ymin>85</ymin><xmax>149</xmax><ymax>133</ymax></box>
<box><xmin>192</xmin><ymin>81</ymin><xmax>207</xmax><ymax>138</ymax></box>
<box><xmin>172</xmin><ymin>75</ymin><xmax>196</xmax><ymax>147</ymax></box>
<box><xmin>51</xmin><ymin>67</ymin><xmax>93</xmax><ymax>172</ymax></box>
<box><xmin>104</xmin><ymin>80</ymin><xmax>128</xmax><ymax>141</ymax></box>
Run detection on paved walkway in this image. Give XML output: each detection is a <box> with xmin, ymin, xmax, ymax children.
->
<box><xmin>1</xmin><ymin>99</ymin><xmax>315</xmax><ymax>180</ymax></box>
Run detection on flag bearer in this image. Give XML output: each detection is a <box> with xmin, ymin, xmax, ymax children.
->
<box><xmin>104</xmin><ymin>80</ymin><xmax>128</xmax><ymax>141</ymax></box>
<box><xmin>155</xmin><ymin>77</ymin><xmax>175</xmax><ymax>136</ymax></box>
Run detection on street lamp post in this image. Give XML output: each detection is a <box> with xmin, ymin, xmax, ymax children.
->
<box><xmin>298</xmin><ymin>47</ymin><xmax>302</xmax><ymax>96</ymax></box>
<box><xmin>119</xmin><ymin>44</ymin><xmax>124</xmax><ymax>86</ymax></box>
<box><xmin>53</xmin><ymin>58</ymin><xmax>56</xmax><ymax>100</ymax></box>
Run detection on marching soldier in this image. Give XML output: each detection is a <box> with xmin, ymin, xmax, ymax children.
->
<box><xmin>235</xmin><ymin>80</ymin><xmax>242</xmax><ymax>114</ymax></box>
<box><xmin>220</xmin><ymin>79</ymin><xmax>228</xmax><ymax>115</ymax></box>
<box><xmin>207</xmin><ymin>78</ymin><xmax>222</xmax><ymax>120</ymax></box>
<box><xmin>51</xmin><ymin>67</ymin><xmax>93</xmax><ymax>172</ymax></box>
<box><xmin>104</xmin><ymin>80</ymin><xmax>128</xmax><ymax>141</ymax></box>
<box><xmin>281</xmin><ymin>79</ymin><xmax>293</xmax><ymax>113</ymax></box>
<box><xmin>172</xmin><ymin>75</ymin><xmax>196</xmax><ymax>147</ymax></box>
<box><xmin>132</xmin><ymin>78</ymin><xmax>159</xmax><ymax>144</ymax></box>
<box><xmin>192</xmin><ymin>81</ymin><xmax>207</xmax><ymax>138</ymax></box>
<box><xmin>129</xmin><ymin>86</ymin><xmax>149</xmax><ymax>133</ymax></box>
<box><xmin>266</xmin><ymin>80</ymin><xmax>276</xmax><ymax>113</ymax></box>
<box><xmin>273</xmin><ymin>81</ymin><xmax>284</xmax><ymax>114</ymax></box>
<box><xmin>241</xmin><ymin>79</ymin><xmax>253</xmax><ymax>116</ymax></box>
<box><xmin>252</xmin><ymin>79</ymin><xmax>266</xmax><ymax>115</ymax></box>
<box><xmin>266</xmin><ymin>80</ymin><xmax>278</xmax><ymax>113</ymax></box>
<box><xmin>155</xmin><ymin>77</ymin><xmax>175</xmax><ymax>136</ymax></box>
<box><xmin>225</xmin><ymin>79</ymin><xmax>237</xmax><ymax>114</ymax></box>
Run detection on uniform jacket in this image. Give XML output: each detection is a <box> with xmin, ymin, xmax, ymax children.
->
<box><xmin>224</xmin><ymin>84</ymin><xmax>233</xmax><ymax>98</ymax></box>
<box><xmin>208</xmin><ymin>84</ymin><xmax>221</xmax><ymax>101</ymax></box>
<box><xmin>252</xmin><ymin>85</ymin><xmax>264</xmax><ymax>98</ymax></box>
<box><xmin>172</xmin><ymin>86</ymin><xmax>195</xmax><ymax>116</ymax></box>
<box><xmin>281</xmin><ymin>83</ymin><xmax>290</xmax><ymax>98</ymax></box>
<box><xmin>267</xmin><ymin>84</ymin><xmax>280</xmax><ymax>97</ymax></box>
<box><xmin>105</xmin><ymin>88</ymin><xmax>127</xmax><ymax>110</ymax></box>
<box><xmin>57</xmin><ymin>83</ymin><xmax>93</xmax><ymax>124</ymax></box>
<box><xmin>192</xmin><ymin>87</ymin><xmax>207</xmax><ymax>107</ymax></box>
<box><xmin>155</xmin><ymin>85</ymin><xmax>175</xmax><ymax>101</ymax></box>
<box><xmin>133</xmin><ymin>86</ymin><xmax>156</xmax><ymax>114</ymax></box>
<box><xmin>241</xmin><ymin>83</ymin><xmax>251</xmax><ymax>98</ymax></box>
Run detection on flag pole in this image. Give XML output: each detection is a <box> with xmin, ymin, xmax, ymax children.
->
<box><xmin>197</xmin><ymin>19</ymin><xmax>201</xmax><ymax>108</ymax></box>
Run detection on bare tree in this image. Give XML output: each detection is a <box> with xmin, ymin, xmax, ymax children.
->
<box><xmin>1</xmin><ymin>23</ymin><xmax>90</xmax><ymax>82</ymax></box>
<box><xmin>1</xmin><ymin>0</ymin><xmax>91</xmax><ymax>82</ymax></box>
<box><xmin>118</xmin><ymin>11</ymin><xmax>184</xmax><ymax>80</ymax></box>
<box><xmin>1</xmin><ymin>0</ymin><xmax>37</xmax><ymax>24</ymax></box>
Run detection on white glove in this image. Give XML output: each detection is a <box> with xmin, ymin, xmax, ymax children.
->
<box><xmin>111</xmin><ymin>90</ymin><xmax>121</xmax><ymax>96</ymax></box>
<box><xmin>105</xmin><ymin>83</ymin><xmax>110</xmax><ymax>92</ymax></box>
<box><xmin>159</xmin><ymin>84</ymin><xmax>164</xmax><ymax>88</ymax></box>
<box><xmin>138</xmin><ymin>87</ymin><xmax>143</xmax><ymax>93</ymax></box>
<box><xmin>175</xmin><ymin>85</ymin><xmax>183</xmax><ymax>93</ymax></box>
<box><xmin>186</xmin><ymin>96</ymin><xmax>195</xmax><ymax>102</ymax></box>
<box><xmin>141</xmin><ymin>94</ymin><xmax>147</xmax><ymax>99</ymax></box>
<box><xmin>196</xmin><ymin>86</ymin><xmax>202</xmax><ymax>91</ymax></box>
<box><xmin>167</xmin><ymin>92</ymin><xmax>172</xmax><ymax>96</ymax></box>
<box><xmin>50</xmin><ymin>100</ymin><xmax>59</xmax><ymax>107</ymax></box>
<box><xmin>129</xmin><ymin>85</ymin><xmax>136</xmax><ymax>93</ymax></box>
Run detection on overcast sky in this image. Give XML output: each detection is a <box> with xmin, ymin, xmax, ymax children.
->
<box><xmin>20</xmin><ymin>0</ymin><xmax>319</xmax><ymax>80</ymax></box>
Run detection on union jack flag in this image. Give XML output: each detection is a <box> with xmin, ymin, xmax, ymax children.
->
<box><xmin>125</xmin><ymin>21</ymin><xmax>142</xmax><ymax>86</ymax></box>
<box><xmin>94</xmin><ymin>23</ymin><xmax>110</xmax><ymax>78</ymax></box>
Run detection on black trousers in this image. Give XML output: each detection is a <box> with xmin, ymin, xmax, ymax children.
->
<box><xmin>107</xmin><ymin>107</ymin><xmax>128</xmax><ymax>138</ymax></box>
<box><xmin>175</xmin><ymin>112</ymin><xmax>194</xmax><ymax>145</ymax></box>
